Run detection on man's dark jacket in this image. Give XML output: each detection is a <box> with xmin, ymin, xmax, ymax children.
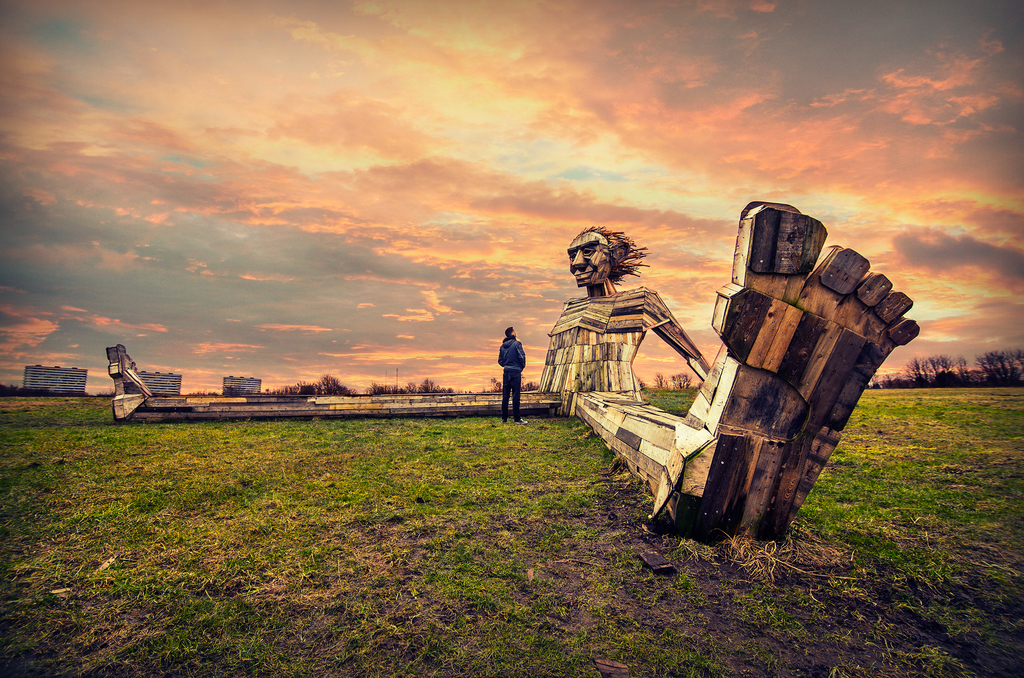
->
<box><xmin>498</xmin><ymin>337</ymin><xmax>526</xmax><ymax>372</ymax></box>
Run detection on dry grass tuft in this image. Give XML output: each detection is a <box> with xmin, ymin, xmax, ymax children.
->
<box><xmin>717</xmin><ymin>528</ymin><xmax>852</xmax><ymax>583</ymax></box>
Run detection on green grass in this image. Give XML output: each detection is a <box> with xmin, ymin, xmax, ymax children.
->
<box><xmin>1</xmin><ymin>390</ymin><xmax>1022</xmax><ymax>677</ymax></box>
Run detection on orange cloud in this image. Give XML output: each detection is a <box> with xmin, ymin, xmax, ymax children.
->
<box><xmin>193</xmin><ymin>342</ymin><xmax>264</xmax><ymax>355</ymax></box>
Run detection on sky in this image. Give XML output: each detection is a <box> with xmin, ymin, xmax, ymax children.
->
<box><xmin>1</xmin><ymin>0</ymin><xmax>1022</xmax><ymax>395</ymax></box>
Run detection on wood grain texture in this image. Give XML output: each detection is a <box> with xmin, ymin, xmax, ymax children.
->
<box><xmin>718</xmin><ymin>364</ymin><xmax>808</xmax><ymax>441</ymax></box>
<box><xmin>819</xmin><ymin>248</ymin><xmax>870</xmax><ymax>294</ymax></box>
<box><xmin>856</xmin><ymin>272</ymin><xmax>892</xmax><ymax>306</ymax></box>
<box><xmin>875</xmin><ymin>291</ymin><xmax>913</xmax><ymax>324</ymax></box>
<box><xmin>694</xmin><ymin>434</ymin><xmax>758</xmax><ymax>540</ymax></box>
<box><xmin>120</xmin><ymin>392</ymin><xmax>562</xmax><ymax>422</ymax></box>
<box><xmin>888</xmin><ymin>318</ymin><xmax>921</xmax><ymax>346</ymax></box>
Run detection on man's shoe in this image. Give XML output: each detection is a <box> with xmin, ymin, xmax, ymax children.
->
<box><xmin>514</xmin><ymin>419</ymin><xmax>527</xmax><ymax>424</ymax></box>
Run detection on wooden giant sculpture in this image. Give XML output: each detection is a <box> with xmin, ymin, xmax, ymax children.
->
<box><xmin>107</xmin><ymin>200</ymin><xmax>918</xmax><ymax>541</ymax></box>
<box><xmin>542</xmin><ymin>201</ymin><xmax>919</xmax><ymax>540</ymax></box>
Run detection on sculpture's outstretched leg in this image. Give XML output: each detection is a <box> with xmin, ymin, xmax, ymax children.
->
<box><xmin>106</xmin><ymin>344</ymin><xmax>152</xmax><ymax>420</ymax></box>
<box><xmin>665</xmin><ymin>202</ymin><xmax>919</xmax><ymax>540</ymax></box>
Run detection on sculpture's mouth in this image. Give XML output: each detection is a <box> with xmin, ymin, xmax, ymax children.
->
<box><xmin>572</xmin><ymin>266</ymin><xmax>596</xmax><ymax>284</ymax></box>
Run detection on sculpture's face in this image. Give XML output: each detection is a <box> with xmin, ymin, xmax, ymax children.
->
<box><xmin>567</xmin><ymin>231</ymin><xmax>613</xmax><ymax>287</ymax></box>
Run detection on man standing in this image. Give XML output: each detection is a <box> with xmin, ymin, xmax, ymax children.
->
<box><xmin>498</xmin><ymin>326</ymin><xmax>527</xmax><ymax>424</ymax></box>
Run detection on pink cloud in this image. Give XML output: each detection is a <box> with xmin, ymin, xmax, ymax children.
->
<box><xmin>0</xmin><ymin>305</ymin><xmax>60</xmax><ymax>350</ymax></box>
<box><xmin>256</xmin><ymin>324</ymin><xmax>333</xmax><ymax>332</ymax></box>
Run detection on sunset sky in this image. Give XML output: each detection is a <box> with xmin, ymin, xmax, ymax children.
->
<box><xmin>2</xmin><ymin>0</ymin><xmax>1021</xmax><ymax>394</ymax></box>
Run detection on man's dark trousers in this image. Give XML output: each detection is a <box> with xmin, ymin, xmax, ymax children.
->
<box><xmin>502</xmin><ymin>368</ymin><xmax>521</xmax><ymax>422</ymax></box>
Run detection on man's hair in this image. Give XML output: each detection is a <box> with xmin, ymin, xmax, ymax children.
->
<box><xmin>575</xmin><ymin>226</ymin><xmax>648</xmax><ymax>284</ymax></box>
<box><xmin>505</xmin><ymin>326</ymin><xmax>515</xmax><ymax>338</ymax></box>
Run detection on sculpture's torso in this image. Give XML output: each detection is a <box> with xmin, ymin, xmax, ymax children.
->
<box><xmin>540</xmin><ymin>287</ymin><xmax>678</xmax><ymax>414</ymax></box>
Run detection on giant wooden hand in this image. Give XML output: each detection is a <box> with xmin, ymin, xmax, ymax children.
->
<box><xmin>556</xmin><ymin>203</ymin><xmax>919</xmax><ymax>540</ymax></box>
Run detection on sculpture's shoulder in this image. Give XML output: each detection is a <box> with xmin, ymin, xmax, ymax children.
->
<box><xmin>548</xmin><ymin>287</ymin><xmax>662</xmax><ymax>336</ymax></box>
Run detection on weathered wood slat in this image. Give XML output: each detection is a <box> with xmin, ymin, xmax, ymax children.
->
<box><xmin>819</xmin><ymin>248</ymin><xmax>870</xmax><ymax>294</ymax></box>
<box><xmin>747</xmin><ymin>208</ymin><xmax>827</xmax><ymax>274</ymax></box>
<box><xmin>825</xmin><ymin>342</ymin><xmax>883</xmax><ymax>430</ymax></box>
<box><xmin>803</xmin><ymin>328</ymin><xmax>867</xmax><ymax>429</ymax></box>
<box><xmin>694</xmin><ymin>434</ymin><xmax>757</xmax><ymax>540</ymax></box>
<box><xmin>736</xmin><ymin>438</ymin><xmax>785</xmax><ymax>536</ymax></box>
<box><xmin>759</xmin><ymin>303</ymin><xmax>804</xmax><ymax>373</ymax></box>
<box><xmin>719</xmin><ymin>288</ymin><xmax>774</xmax><ymax>363</ymax></box>
<box><xmin>856</xmin><ymin>272</ymin><xmax>892</xmax><ymax>306</ymax></box>
<box><xmin>122</xmin><ymin>392</ymin><xmax>562</xmax><ymax>422</ymax></box>
<box><xmin>679</xmin><ymin>440</ymin><xmax>715</xmax><ymax>498</ymax></box>
<box><xmin>875</xmin><ymin>291</ymin><xmax>913</xmax><ymax>323</ymax></box>
<box><xmin>719</xmin><ymin>365</ymin><xmax>808</xmax><ymax>441</ymax></box>
<box><xmin>782</xmin><ymin>426</ymin><xmax>843</xmax><ymax>530</ymax></box>
<box><xmin>775</xmin><ymin>313</ymin><xmax>828</xmax><ymax>391</ymax></box>
<box><xmin>888</xmin><ymin>317</ymin><xmax>920</xmax><ymax>346</ymax></box>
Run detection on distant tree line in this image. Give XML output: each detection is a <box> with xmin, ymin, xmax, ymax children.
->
<box><xmin>876</xmin><ymin>349</ymin><xmax>1024</xmax><ymax>388</ymax></box>
<box><xmin>268</xmin><ymin>374</ymin><xmax>456</xmax><ymax>396</ymax></box>
<box><xmin>487</xmin><ymin>377</ymin><xmax>540</xmax><ymax>392</ymax></box>
<box><xmin>0</xmin><ymin>384</ymin><xmax>95</xmax><ymax>397</ymax></box>
<box><xmin>651</xmin><ymin>372</ymin><xmax>695</xmax><ymax>390</ymax></box>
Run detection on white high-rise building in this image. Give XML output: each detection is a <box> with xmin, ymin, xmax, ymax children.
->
<box><xmin>22</xmin><ymin>365</ymin><xmax>88</xmax><ymax>394</ymax></box>
<box><xmin>222</xmin><ymin>376</ymin><xmax>261</xmax><ymax>395</ymax></box>
<box><xmin>139</xmin><ymin>371</ymin><xmax>183</xmax><ymax>396</ymax></box>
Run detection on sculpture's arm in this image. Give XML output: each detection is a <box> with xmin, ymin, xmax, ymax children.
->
<box><xmin>642</xmin><ymin>291</ymin><xmax>711</xmax><ymax>381</ymax></box>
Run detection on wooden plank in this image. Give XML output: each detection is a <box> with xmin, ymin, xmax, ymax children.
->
<box><xmin>794</xmin><ymin>322</ymin><xmax>843</xmax><ymax>400</ymax></box>
<box><xmin>760</xmin><ymin>303</ymin><xmax>804</xmax><ymax>373</ymax></box>
<box><xmin>782</xmin><ymin>426</ymin><xmax>843</xmax><ymax>531</ymax></box>
<box><xmin>748</xmin><ymin>207</ymin><xmax>783</xmax><ymax>273</ymax></box>
<box><xmin>826</xmin><ymin>341</ymin><xmax>886</xmax><ymax>430</ymax></box>
<box><xmin>739</xmin><ymin>207</ymin><xmax>827</xmax><ymax>276</ymax></box>
<box><xmin>675</xmin><ymin>421</ymin><xmax>713</xmax><ymax>459</ymax></box>
<box><xmin>737</xmin><ymin>438</ymin><xmax>786</xmax><ymax>537</ymax></box>
<box><xmin>680</xmin><ymin>440</ymin><xmax>716</xmax><ymax>498</ymax></box>
<box><xmin>795</xmin><ymin>246</ymin><xmax>845</xmax><ymax>319</ymax></box>
<box><xmin>819</xmin><ymin>247</ymin><xmax>870</xmax><ymax>294</ymax></box>
<box><xmin>740</xmin><ymin>271</ymin><xmax>788</xmax><ymax>299</ymax></box>
<box><xmin>719</xmin><ymin>289</ymin><xmax>774</xmax><ymax>363</ymax></box>
<box><xmin>874</xmin><ymin>291</ymin><xmax>913</xmax><ymax>323</ymax></box>
<box><xmin>651</xmin><ymin>322</ymin><xmax>710</xmax><ymax>378</ymax></box>
<box><xmin>776</xmin><ymin>313</ymin><xmax>828</xmax><ymax>388</ymax></box>
<box><xmin>694</xmin><ymin>433</ymin><xmax>757</xmax><ymax>540</ymax></box>
<box><xmin>732</xmin><ymin>214</ymin><xmax>755</xmax><ymax>285</ymax></box>
<box><xmin>756</xmin><ymin>425</ymin><xmax>839</xmax><ymax>541</ymax></box>
<box><xmin>704</xmin><ymin>356</ymin><xmax>740</xmax><ymax>435</ymax></box>
<box><xmin>615</xmin><ymin>426</ymin><xmax>643</xmax><ymax>452</ymax></box>
<box><xmin>594</xmin><ymin>658</ymin><xmax>631</xmax><ymax>678</ymax></box>
<box><xmin>888</xmin><ymin>318</ymin><xmax>920</xmax><ymax>346</ymax></box>
<box><xmin>719</xmin><ymin>364</ymin><xmax>808</xmax><ymax>441</ymax></box>
<box><xmin>803</xmin><ymin>328</ymin><xmax>868</xmax><ymax>429</ymax></box>
<box><xmin>746</xmin><ymin>298</ymin><xmax>798</xmax><ymax>369</ymax></box>
<box><xmin>856</xmin><ymin>272</ymin><xmax>892</xmax><ymax>306</ymax></box>
<box><xmin>712</xmin><ymin>283</ymin><xmax>743</xmax><ymax>334</ymax></box>
<box><xmin>638</xmin><ymin>551</ymin><xmax>676</xmax><ymax>575</ymax></box>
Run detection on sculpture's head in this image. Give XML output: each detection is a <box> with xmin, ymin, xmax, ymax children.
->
<box><xmin>567</xmin><ymin>227</ymin><xmax>647</xmax><ymax>289</ymax></box>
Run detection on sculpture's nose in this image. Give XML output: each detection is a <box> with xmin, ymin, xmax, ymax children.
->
<box><xmin>571</xmin><ymin>250</ymin><xmax>586</xmax><ymax>268</ymax></box>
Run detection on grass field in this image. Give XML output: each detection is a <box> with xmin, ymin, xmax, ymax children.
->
<box><xmin>1</xmin><ymin>389</ymin><xmax>1021</xmax><ymax>677</ymax></box>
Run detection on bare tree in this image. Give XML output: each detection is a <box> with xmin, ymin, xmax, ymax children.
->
<box><xmin>316</xmin><ymin>374</ymin><xmax>354</xmax><ymax>396</ymax></box>
<box><xmin>653</xmin><ymin>373</ymin><xmax>668</xmax><ymax>389</ymax></box>
<box><xmin>670</xmin><ymin>372</ymin><xmax>693</xmax><ymax>389</ymax></box>
<box><xmin>977</xmin><ymin>351</ymin><xmax>1021</xmax><ymax>386</ymax></box>
<box><xmin>925</xmin><ymin>355</ymin><xmax>957</xmax><ymax>387</ymax></box>
<box><xmin>905</xmin><ymin>357</ymin><xmax>928</xmax><ymax>386</ymax></box>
